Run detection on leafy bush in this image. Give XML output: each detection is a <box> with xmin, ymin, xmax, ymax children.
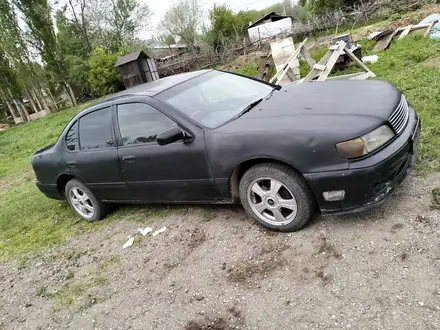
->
<box><xmin>89</xmin><ymin>48</ymin><xmax>123</xmax><ymax>96</ymax></box>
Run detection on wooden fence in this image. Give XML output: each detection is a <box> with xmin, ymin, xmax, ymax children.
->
<box><xmin>157</xmin><ymin>0</ymin><xmax>422</xmax><ymax>77</ymax></box>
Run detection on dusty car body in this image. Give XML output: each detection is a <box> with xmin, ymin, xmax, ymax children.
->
<box><xmin>32</xmin><ymin>70</ymin><xmax>420</xmax><ymax>231</ymax></box>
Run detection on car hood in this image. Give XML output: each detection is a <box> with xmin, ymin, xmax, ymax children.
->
<box><xmin>254</xmin><ymin>80</ymin><xmax>400</xmax><ymax>118</ymax></box>
<box><xmin>219</xmin><ymin>80</ymin><xmax>401</xmax><ymax>139</ymax></box>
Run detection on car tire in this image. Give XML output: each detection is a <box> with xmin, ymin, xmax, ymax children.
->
<box><xmin>65</xmin><ymin>179</ymin><xmax>109</xmax><ymax>222</ymax></box>
<box><xmin>239</xmin><ymin>163</ymin><xmax>316</xmax><ymax>232</ymax></box>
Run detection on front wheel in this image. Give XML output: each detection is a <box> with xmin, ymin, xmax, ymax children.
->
<box><xmin>239</xmin><ymin>163</ymin><xmax>316</xmax><ymax>232</ymax></box>
<box><xmin>65</xmin><ymin>179</ymin><xmax>109</xmax><ymax>222</ymax></box>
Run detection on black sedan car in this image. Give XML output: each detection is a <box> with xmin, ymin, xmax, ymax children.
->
<box><xmin>32</xmin><ymin>70</ymin><xmax>420</xmax><ymax>232</ymax></box>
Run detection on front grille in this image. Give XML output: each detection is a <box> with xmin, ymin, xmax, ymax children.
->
<box><xmin>389</xmin><ymin>95</ymin><xmax>409</xmax><ymax>135</ymax></box>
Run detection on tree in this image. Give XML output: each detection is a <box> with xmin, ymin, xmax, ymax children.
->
<box><xmin>208</xmin><ymin>4</ymin><xmax>237</xmax><ymax>51</ymax></box>
<box><xmin>107</xmin><ymin>0</ymin><xmax>152</xmax><ymax>51</ymax></box>
<box><xmin>234</xmin><ymin>10</ymin><xmax>261</xmax><ymax>36</ymax></box>
<box><xmin>260</xmin><ymin>1</ymin><xmax>311</xmax><ymax>21</ymax></box>
<box><xmin>161</xmin><ymin>0</ymin><xmax>203</xmax><ymax>47</ymax></box>
<box><xmin>56</xmin><ymin>8</ymin><xmax>91</xmax><ymax>96</ymax></box>
<box><xmin>306</xmin><ymin>0</ymin><xmax>359</xmax><ymax>15</ymax></box>
<box><xmin>158</xmin><ymin>34</ymin><xmax>177</xmax><ymax>53</ymax></box>
<box><xmin>0</xmin><ymin>0</ymin><xmax>46</xmax><ymax>120</ymax></box>
<box><xmin>15</xmin><ymin>0</ymin><xmax>78</xmax><ymax>106</ymax></box>
<box><xmin>88</xmin><ymin>48</ymin><xmax>122</xmax><ymax>96</ymax></box>
<box><xmin>56</xmin><ymin>0</ymin><xmax>152</xmax><ymax>97</ymax></box>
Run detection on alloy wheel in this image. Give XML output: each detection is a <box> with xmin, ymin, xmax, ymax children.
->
<box><xmin>247</xmin><ymin>177</ymin><xmax>298</xmax><ymax>226</ymax></box>
<box><xmin>69</xmin><ymin>187</ymin><xmax>95</xmax><ymax>219</ymax></box>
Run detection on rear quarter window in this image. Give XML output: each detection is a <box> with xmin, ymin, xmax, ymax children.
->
<box><xmin>65</xmin><ymin>121</ymin><xmax>79</xmax><ymax>151</ymax></box>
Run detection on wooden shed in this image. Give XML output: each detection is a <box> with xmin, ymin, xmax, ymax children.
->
<box><xmin>247</xmin><ymin>12</ymin><xmax>293</xmax><ymax>42</ymax></box>
<box><xmin>115</xmin><ymin>51</ymin><xmax>159</xmax><ymax>89</ymax></box>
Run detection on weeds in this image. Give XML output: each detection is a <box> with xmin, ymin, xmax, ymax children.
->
<box><xmin>431</xmin><ymin>188</ymin><xmax>440</xmax><ymax>210</ymax></box>
<box><xmin>36</xmin><ymin>286</ymin><xmax>48</xmax><ymax>298</ymax></box>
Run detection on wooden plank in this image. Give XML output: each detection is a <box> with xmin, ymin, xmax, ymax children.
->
<box><xmin>262</xmin><ymin>55</ymin><xmax>275</xmax><ymax>82</ymax></box>
<box><xmin>373</xmin><ymin>29</ymin><xmax>397</xmax><ymax>51</ymax></box>
<box><xmin>313</xmin><ymin>64</ymin><xmax>326</xmax><ymax>71</ymax></box>
<box><xmin>271</xmin><ymin>37</ymin><xmax>300</xmax><ymax>84</ymax></box>
<box><xmin>271</xmin><ymin>38</ymin><xmax>308</xmax><ymax>84</ymax></box>
<box><xmin>270</xmin><ymin>38</ymin><xmax>307</xmax><ymax>84</ymax></box>
<box><xmin>399</xmin><ymin>25</ymin><xmax>412</xmax><ymax>40</ymax></box>
<box><xmin>425</xmin><ymin>21</ymin><xmax>436</xmax><ymax>37</ymax></box>
<box><xmin>300</xmin><ymin>47</ymin><xmax>315</xmax><ymax>67</ymax></box>
<box><xmin>373</xmin><ymin>30</ymin><xmax>398</xmax><ymax>51</ymax></box>
<box><xmin>256</xmin><ymin>55</ymin><xmax>269</xmax><ymax>80</ymax></box>
<box><xmin>316</xmin><ymin>42</ymin><xmax>345</xmax><ymax>82</ymax></box>
<box><xmin>409</xmin><ymin>24</ymin><xmax>433</xmax><ymax>36</ymax></box>
<box><xmin>303</xmin><ymin>44</ymin><xmax>335</xmax><ymax>83</ymax></box>
<box><xmin>326</xmin><ymin>72</ymin><xmax>366</xmax><ymax>80</ymax></box>
<box><xmin>349</xmin><ymin>72</ymin><xmax>376</xmax><ymax>80</ymax></box>
<box><xmin>327</xmin><ymin>72</ymin><xmax>375</xmax><ymax>81</ymax></box>
<box><xmin>343</xmin><ymin>46</ymin><xmax>375</xmax><ymax>76</ymax></box>
<box><xmin>285</xmin><ymin>68</ymin><xmax>297</xmax><ymax>82</ymax></box>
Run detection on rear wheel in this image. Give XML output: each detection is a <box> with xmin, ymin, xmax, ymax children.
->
<box><xmin>239</xmin><ymin>163</ymin><xmax>316</xmax><ymax>232</ymax></box>
<box><xmin>65</xmin><ymin>179</ymin><xmax>109</xmax><ymax>222</ymax></box>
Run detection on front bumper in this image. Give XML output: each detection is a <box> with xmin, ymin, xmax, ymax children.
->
<box><xmin>304</xmin><ymin>106</ymin><xmax>420</xmax><ymax>215</ymax></box>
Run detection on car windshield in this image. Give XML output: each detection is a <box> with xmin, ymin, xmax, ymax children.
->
<box><xmin>157</xmin><ymin>71</ymin><xmax>274</xmax><ymax>128</ymax></box>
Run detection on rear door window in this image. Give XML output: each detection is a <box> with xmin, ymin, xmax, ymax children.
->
<box><xmin>79</xmin><ymin>108</ymin><xmax>114</xmax><ymax>150</ymax></box>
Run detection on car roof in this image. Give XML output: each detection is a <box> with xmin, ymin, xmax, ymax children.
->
<box><xmin>72</xmin><ymin>70</ymin><xmax>211</xmax><ymax>121</ymax></box>
<box><xmin>103</xmin><ymin>69</ymin><xmax>210</xmax><ymax>102</ymax></box>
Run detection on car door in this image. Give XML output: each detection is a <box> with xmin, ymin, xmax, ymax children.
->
<box><xmin>114</xmin><ymin>98</ymin><xmax>221</xmax><ymax>202</ymax></box>
<box><xmin>62</xmin><ymin>106</ymin><xmax>125</xmax><ymax>201</ymax></box>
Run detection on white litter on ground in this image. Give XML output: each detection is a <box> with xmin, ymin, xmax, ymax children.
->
<box><xmin>138</xmin><ymin>227</ymin><xmax>153</xmax><ymax>236</ymax></box>
<box><xmin>123</xmin><ymin>237</ymin><xmax>134</xmax><ymax>249</ymax></box>
<box><xmin>153</xmin><ymin>226</ymin><xmax>167</xmax><ymax>237</ymax></box>
<box><xmin>362</xmin><ymin>55</ymin><xmax>379</xmax><ymax>64</ymax></box>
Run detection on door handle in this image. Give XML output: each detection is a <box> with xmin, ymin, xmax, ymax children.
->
<box><xmin>122</xmin><ymin>155</ymin><xmax>136</xmax><ymax>162</ymax></box>
<box><xmin>65</xmin><ymin>161</ymin><xmax>77</xmax><ymax>167</ymax></box>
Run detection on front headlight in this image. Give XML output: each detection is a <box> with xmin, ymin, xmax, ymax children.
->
<box><xmin>336</xmin><ymin>125</ymin><xmax>395</xmax><ymax>159</ymax></box>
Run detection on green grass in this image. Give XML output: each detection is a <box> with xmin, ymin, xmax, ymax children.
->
<box><xmin>367</xmin><ymin>37</ymin><xmax>440</xmax><ymax>173</ymax></box>
<box><xmin>0</xmin><ymin>99</ymin><xmax>179</xmax><ymax>260</ymax></box>
<box><xmin>431</xmin><ymin>188</ymin><xmax>440</xmax><ymax>210</ymax></box>
<box><xmin>232</xmin><ymin>61</ymin><xmax>259</xmax><ymax>77</ymax></box>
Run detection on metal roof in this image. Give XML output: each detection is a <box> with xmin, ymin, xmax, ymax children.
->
<box><xmin>115</xmin><ymin>51</ymin><xmax>148</xmax><ymax>67</ymax></box>
<box><xmin>247</xmin><ymin>12</ymin><xmax>292</xmax><ymax>29</ymax></box>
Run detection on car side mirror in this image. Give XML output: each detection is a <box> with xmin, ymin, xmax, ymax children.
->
<box><xmin>157</xmin><ymin>127</ymin><xmax>188</xmax><ymax>146</ymax></box>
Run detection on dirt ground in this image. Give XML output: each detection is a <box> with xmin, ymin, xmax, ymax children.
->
<box><xmin>1</xmin><ymin>172</ymin><xmax>440</xmax><ymax>330</ymax></box>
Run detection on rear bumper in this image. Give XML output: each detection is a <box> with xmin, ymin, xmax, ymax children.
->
<box><xmin>36</xmin><ymin>182</ymin><xmax>64</xmax><ymax>200</ymax></box>
<box><xmin>305</xmin><ymin>106</ymin><xmax>420</xmax><ymax>215</ymax></box>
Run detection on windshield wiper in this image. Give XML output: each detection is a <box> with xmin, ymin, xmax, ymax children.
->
<box><xmin>236</xmin><ymin>98</ymin><xmax>263</xmax><ymax>119</ymax></box>
<box><xmin>266</xmin><ymin>86</ymin><xmax>281</xmax><ymax>100</ymax></box>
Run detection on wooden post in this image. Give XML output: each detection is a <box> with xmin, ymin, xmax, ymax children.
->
<box><xmin>46</xmin><ymin>88</ymin><xmax>59</xmax><ymax>111</ymax></box>
<box><xmin>18</xmin><ymin>99</ymin><xmax>30</xmax><ymax>120</ymax></box>
<box><xmin>258</xmin><ymin>28</ymin><xmax>261</xmax><ymax>47</ymax></box>
<box><xmin>5</xmin><ymin>100</ymin><xmax>18</xmax><ymax>119</ymax></box>
<box><xmin>0</xmin><ymin>90</ymin><xmax>18</xmax><ymax>120</ymax></box>
<box><xmin>25</xmin><ymin>87</ymin><xmax>38</xmax><ymax>113</ymax></box>
<box><xmin>64</xmin><ymin>82</ymin><xmax>77</xmax><ymax>107</ymax></box>
<box><xmin>32</xmin><ymin>87</ymin><xmax>43</xmax><ymax>112</ymax></box>
<box><xmin>39</xmin><ymin>89</ymin><xmax>51</xmax><ymax>112</ymax></box>
<box><xmin>8</xmin><ymin>88</ymin><xmax>26</xmax><ymax>122</ymax></box>
<box><xmin>12</xmin><ymin>99</ymin><xmax>26</xmax><ymax>122</ymax></box>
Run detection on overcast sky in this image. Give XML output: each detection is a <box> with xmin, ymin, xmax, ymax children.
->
<box><xmin>142</xmin><ymin>0</ymin><xmax>283</xmax><ymax>39</ymax></box>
